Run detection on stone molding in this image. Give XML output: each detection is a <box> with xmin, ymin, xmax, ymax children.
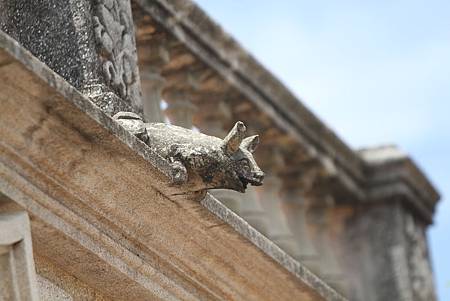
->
<box><xmin>359</xmin><ymin>146</ymin><xmax>439</xmax><ymax>223</ymax></box>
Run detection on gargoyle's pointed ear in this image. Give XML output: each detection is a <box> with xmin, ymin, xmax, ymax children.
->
<box><xmin>222</xmin><ymin>121</ymin><xmax>246</xmax><ymax>154</ymax></box>
<box><xmin>241</xmin><ymin>135</ymin><xmax>259</xmax><ymax>153</ymax></box>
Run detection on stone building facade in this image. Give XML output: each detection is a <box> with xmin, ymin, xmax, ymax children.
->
<box><xmin>0</xmin><ymin>0</ymin><xmax>439</xmax><ymax>300</ymax></box>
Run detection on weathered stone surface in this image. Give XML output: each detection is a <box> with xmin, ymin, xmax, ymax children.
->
<box><xmin>326</xmin><ymin>192</ymin><xmax>437</xmax><ymax>301</ymax></box>
<box><xmin>0</xmin><ymin>0</ymin><xmax>142</xmax><ymax>116</ymax></box>
<box><xmin>348</xmin><ymin>146</ymin><xmax>439</xmax><ymax>299</ymax></box>
<box><xmin>404</xmin><ymin>214</ymin><xmax>436</xmax><ymax>301</ymax></box>
<box><xmin>200</xmin><ymin>194</ymin><xmax>346</xmax><ymax>301</ymax></box>
<box><xmin>0</xmin><ymin>30</ymin><xmax>345</xmax><ymax>301</ymax></box>
<box><xmin>35</xmin><ymin>254</ymin><xmax>109</xmax><ymax>301</ymax></box>
<box><xmin>37</xmin><ymin>276</ymin><xmax>73</xmax><ymax>301</ymax></box>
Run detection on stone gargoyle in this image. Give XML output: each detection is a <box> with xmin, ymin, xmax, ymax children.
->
<box><xmin>113</xmin><ymin>112</ymin><xmax>264</xmax><ymax>193</ymax></box>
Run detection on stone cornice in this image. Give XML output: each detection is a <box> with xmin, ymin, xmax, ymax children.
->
<box><xmin>0</xmin><ymin>30</ymin><xmax>345</xmax><ymax>301</ymax></box>
<box><xmin>359</xmin><ymin>146</ymin><xmax>440</xmax><ymax>223</ymax></box>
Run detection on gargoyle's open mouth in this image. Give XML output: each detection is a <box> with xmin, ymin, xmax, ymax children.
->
<box><xmin>239</xmin><ymin>175</ymin><xmax>264</xmax><ymax>189</ymax></box>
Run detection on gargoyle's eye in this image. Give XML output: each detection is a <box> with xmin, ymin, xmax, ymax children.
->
<box><xmin>239</xmin><ymin>158</ymin><xmax>250</xmax><ymax>171</ymax></box>
<box><xmin>239</xmin><ymin>158</ymin><xmax>249</xmax><ymax>164</ymax></box>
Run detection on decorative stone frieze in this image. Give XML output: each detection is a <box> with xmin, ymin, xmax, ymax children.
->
<box><xmin>93</xmin><ymin>0</ymin><xmax>140</xmax><ymax>105</ymax></box>
<box><xmin>0</xmin><ymin>0</ymin><xmax>142</xmax><ymax>115</ymax></box>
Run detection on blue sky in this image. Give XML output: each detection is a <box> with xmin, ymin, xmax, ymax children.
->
<box><xmin>195</xmin><ymin>1</ymin><xmax>450</xmax><ymax>299</ymax></box>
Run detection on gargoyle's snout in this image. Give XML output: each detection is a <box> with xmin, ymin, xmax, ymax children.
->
<box><xmin>252</xmin><ymin>171</ymin><xmax>265</xmax><ymax>186</ymax></box>
<box><xmin>237</xmin><ymin>169</ymin><xmax>264</xmax><ymax>192</ymax></box>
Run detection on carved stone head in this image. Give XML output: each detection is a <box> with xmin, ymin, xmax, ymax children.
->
<box><xmin>215</xmin><ymin>121</ymin><xmax>265</xmax><ymax>192</ymax></box>
<box><xmin>113</xmin><ymin>112</ymin><xmax>264</xmax><ymax>193</ymax></box>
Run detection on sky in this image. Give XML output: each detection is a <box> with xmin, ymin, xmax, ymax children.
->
<box><xmin>195</xmin><ymin>0</ymin><xmax>450</xmax><ymax>299</ymax></box>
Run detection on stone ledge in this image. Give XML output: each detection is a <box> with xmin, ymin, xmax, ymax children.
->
<box><xmin>359</xmin><ymin>145</ymin><xmax>440</xmax><ymax>223</ymax></box>
<box><xmin>0</xmin><ymin>30</ymin><xmax>345</xmax><ymax>300</ymax></box>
